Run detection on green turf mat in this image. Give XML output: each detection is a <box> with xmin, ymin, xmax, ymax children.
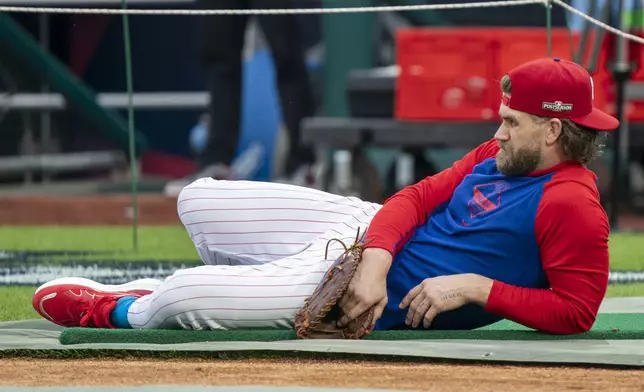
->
<box><xmin>59</xmin><ymin>313</ymin><xmax>644</xmax><ymax>345</ymax></box>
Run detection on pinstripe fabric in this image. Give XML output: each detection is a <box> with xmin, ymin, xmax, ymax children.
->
<box><xmin>127</xmin><ymin>178</ymin><xmax>381</xmax><ymax>330</ymax></box>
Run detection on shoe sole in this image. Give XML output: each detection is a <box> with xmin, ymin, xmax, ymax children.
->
<box><xmin>34</xmin><ymin>277</ymin><xmax>162</xmax><ymax>295</ymax></box>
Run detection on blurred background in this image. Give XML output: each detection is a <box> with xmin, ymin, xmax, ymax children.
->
<box><xmin>0</xmin><ymin>0</ymin><xmax>643</xmax><ymax>230</ymax></box>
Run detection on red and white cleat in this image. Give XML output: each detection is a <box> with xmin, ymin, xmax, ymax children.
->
<box><xmin>32</xmin><ymin>277</ymin><xmax>161</xmax><ymax>328</ymax></box>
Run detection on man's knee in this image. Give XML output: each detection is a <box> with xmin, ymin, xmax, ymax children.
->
<box><xmin>176</xmin><ymin>177</ymin><xmax>216</xmax><ymax>216</ymax></box>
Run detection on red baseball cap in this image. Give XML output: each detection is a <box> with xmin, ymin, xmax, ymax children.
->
<box><xmin>501</xmin><ymin>57</ymin><xmax>620</xmax><ymax>131</ymax></box>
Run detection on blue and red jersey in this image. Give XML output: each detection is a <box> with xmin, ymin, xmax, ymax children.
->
<box><xmin>366</xmin><ymin>139</ymin><xmax>610</xmax><ymax>334</ymax></box>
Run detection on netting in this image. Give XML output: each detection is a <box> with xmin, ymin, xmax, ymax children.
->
<box><xmin>1</xmin><ymin>0</ymin><xmax>642</xmax><ymax>43</ymax></box>
<box><xmin>1</xmin><ymin>0</ymin><xmax>642</xmax><ymax>252</ymax></box>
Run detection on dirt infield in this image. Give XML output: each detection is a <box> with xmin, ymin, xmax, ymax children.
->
<box><xmin>0</xmin><ymin>194</ymin><xmax>179</xmax><ymax>225</ymax></box>
<box><xmin>2</xmin><ymin>358</ymin><xmax>643</xmax><ymax>391</ymax></box>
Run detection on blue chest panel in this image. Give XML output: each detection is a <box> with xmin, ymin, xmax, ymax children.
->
<box><xmin>377</xmin><ymin>158</ymin><xmax>552</xmax><ymax>331</ymax></box>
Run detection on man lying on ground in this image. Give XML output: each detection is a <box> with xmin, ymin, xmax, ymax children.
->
<box><xmin>32</xmin><ymin>57</ymin><xmax>618</xmax><ymax>335</ymax></box>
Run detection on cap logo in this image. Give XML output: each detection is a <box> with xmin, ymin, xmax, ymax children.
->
<box><xmin>542</xmin><ymin>101</ymin><xmax>573</xmax><ymax>112</ymax></box>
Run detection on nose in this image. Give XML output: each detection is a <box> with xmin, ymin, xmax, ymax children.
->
<box><xmin>494</xmin><ymin>125</ymin><xmax>510</xmax><ymax>142</ymax></box>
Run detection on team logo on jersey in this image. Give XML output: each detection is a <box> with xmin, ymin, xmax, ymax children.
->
<box><xmin>542</xmin><ymin>101</ymin><xmax>573</xmax><ymax>112</ymax></box>
<box><xmin>467</xmin><ymin>180</ymin><xmax>511</xmax><ymax>218</ymax></box>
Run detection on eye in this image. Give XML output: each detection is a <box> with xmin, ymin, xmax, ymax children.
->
<box><xmin>502</xmin><ymin>117</ymin><xmax>517</xmax><ymax>127</ymax></box>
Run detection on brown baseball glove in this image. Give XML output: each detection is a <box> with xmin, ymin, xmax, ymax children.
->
<box><xmin>294</xmin><ymin>228</ymin><xmax>375</xmax><ymax>339</ymax></box>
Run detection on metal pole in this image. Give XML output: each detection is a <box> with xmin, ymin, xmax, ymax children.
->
<box><xmin>546</xmin><ymin>0</ymin><xmax>552</xmax><ymax>57</ymax></box>
<box><xmin>610</xmin><ymin>0</ymin><xmax>631</xmax><ymax>230</ymax></box>
<box><xmin>38</xmin><ymin>13</ymin><xmax>51</xmax><ymax>183</ymax></box>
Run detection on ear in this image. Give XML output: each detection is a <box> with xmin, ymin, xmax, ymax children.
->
<box><xmin>544</xmin><ymin>118</ymin><xmax>563</xmax><ymax>146</ymax></box>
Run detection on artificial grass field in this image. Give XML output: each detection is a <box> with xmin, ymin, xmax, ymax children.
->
<box><xmin>58</xmin><ymin>313</ymin><xmax>644</xmax><ymax>344</ymax></box>
<box><xmin>1</xmin><ymin>226</ymin><xmax>643</xmax><ymax>323</ymax></box>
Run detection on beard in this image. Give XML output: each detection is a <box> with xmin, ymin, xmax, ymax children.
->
<box><xmin>496</xmin><ymin>142</ymin><xmax>542</xmax><ymax>176</ymax></box>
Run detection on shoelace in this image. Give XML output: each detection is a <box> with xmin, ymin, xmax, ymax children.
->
<box><xmin>79</xmin><ymin>295</ymin><xmax>116</xmax><ymax>328</ymax></box>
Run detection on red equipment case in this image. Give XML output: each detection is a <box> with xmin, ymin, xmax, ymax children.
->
<box><xmin>394</xmin><ymin>27</ymin><xmax>612</xmax><ymax>122</ymax></box>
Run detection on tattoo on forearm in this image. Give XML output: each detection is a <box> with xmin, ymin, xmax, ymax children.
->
<box><xmin>441</xmin><ymin>292</ymin><xmax>463</xmax><ymax>301</ymax></box>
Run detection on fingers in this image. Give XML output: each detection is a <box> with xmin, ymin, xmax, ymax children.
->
<box><xmin>339</xmin><ymin>293</ymin><xmax>388</xmax><ymax>328</ymax></box>
<box><xmin>405</xmin><ymin>290</ymin><xmax>433</xmax><ymax>328</ymax></box>
<box><xmin>372</xmin><ymin>296</ymin><xmax>388</xmax><ymax>325</ymax></box>
<box><xmin>338</xmin><ymin>291</ymin><xmax>354</xmax><ymax>315</ymax></box>
<box><xmin>410</xmin><ymin>298</ymin><xmax>432</xmax><ymax>328</ymax></box>
<box><xmin>404</xmin><ymin>291</ymin><xmax>423</xmax><ymax>325</ymax></box>
<box><xmin>406</xmin><ymin>298</ymin><xmax>440</xmax><ymax>329</ymax></box>
<box><xmin>423</xmin><ymin>306</ymin><xmax>439</xmax><ymax>329</ymax></box>
<box><xmin>337</xmin><ymin>294</ymin><xmax>357</xmax><ymax>327</ymax></box>
<box><xmin>338</xmin><ymin>300</ymin><xmax>372</xmax><ymax>327</ymax></box>
<box><xmin>399</xmin><ymin>283</ymin><xmax>422</xmax><ymax>309</ymax></box>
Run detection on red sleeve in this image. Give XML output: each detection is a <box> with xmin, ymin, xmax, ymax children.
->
<box><xmin>484</xmin><ymin>176</ymin><xmax>610</xmax><ymax>334</ymax></box>
<box><xmin>364</xmin><ymin>139</ymin><xmax>499</xmax><ymax>256</ymax></box>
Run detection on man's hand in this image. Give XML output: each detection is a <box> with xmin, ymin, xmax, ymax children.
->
<box><xmin>399</xmin><ymin>273</ymin><xmax>493</xmax><ymax>328</ymax></box>
<box><xmin>337</xmin><ymin>247</ymin><xmax>392</xmax><ymax>328</ymax></box>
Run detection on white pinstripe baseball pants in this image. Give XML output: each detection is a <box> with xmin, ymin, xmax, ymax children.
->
<box><xmin>126</xmin><ymin>178</ymin><xmax>381</xmax><ymax>330</ymax></box>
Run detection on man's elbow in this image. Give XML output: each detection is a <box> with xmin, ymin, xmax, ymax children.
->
<box><xmin>549</xmin><ymin>307</ymin><xmax>597</xmax><ymax>335</ymax></box>
<box><xmin>565</xmin><ymin>316</ymin><xmax>594</xmax><ymax>334</ymax></box>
